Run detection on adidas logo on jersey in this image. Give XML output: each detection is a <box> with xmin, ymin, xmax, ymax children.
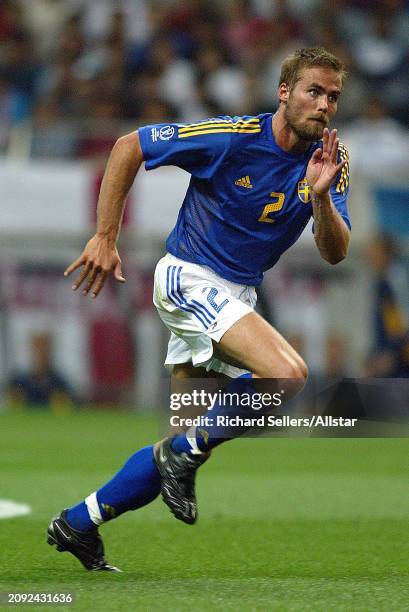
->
<box><xmin>235</xmin><ymin>175</ymin><xmax>253</xmax><ymax>189</ymax></box>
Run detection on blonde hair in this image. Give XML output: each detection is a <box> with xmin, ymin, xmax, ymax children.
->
<box><xmin>279</xmin><ymin>47</ymin><xmax>347</xmax><ymax>88</ymax></box>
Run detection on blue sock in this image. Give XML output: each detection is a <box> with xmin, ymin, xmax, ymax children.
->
<box><xmin>171</xmin><ymin>373</ymin><xmax>259</xmax><ymax>455</ymax></box>
<box><xmin>66</xmin><ymin>445</ymin><xmax>161</xmax><ymax>532</ymax></box>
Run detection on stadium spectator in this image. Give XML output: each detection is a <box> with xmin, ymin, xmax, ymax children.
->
<box><xmin>196</xmin><ymin>44</ymin><xmax>247</xmax><ymax>116</ymax></box>
<box><xmin>351</xmin><ymin>10</ymin><xmax>405</xmax><ymax>81</ymax></box>
<box><xmin>0</xmin><ymin>0</ymin><xmax>25</xmax><ymax>43</ymax></box>
<box><xmin>325</xmin><ymin>333</ymin><xmax>350</xmax><ymax>377</ymax></box>
<box><xmin>363</xmin><ymin>235</ymin><xmax>409</xmax><ymax>377</ymax></box>
<box><xmin>0</xmin><ymin>71</ymin><xmax>31</xmax><ymax>152</ymax></box>
<box><xmin>30</xmin><ymin>98</ymin><xmax>79</xmax><ymax>158</ymax></box>
<box><xmin>0</xmin><ymin>0</ymin><xmax>408</xmax><ymax>156</ymax></box>
<box><xmin>18</xmin><ymin>0</ymin><xmax>75</xmax><ymax>59</ymax></box>
<box><xmin>123</xmin><ymin>69</ymin><xmax>179</xmax><ymax>122</ymax></box>
<box><xmin>6</xmin><ymin>332</ymin><xmax>76</xmax><ymax>411</ymax></box>
<box><xmin>220</xmin><ymin>0</ymin><xmax>271</xmax><ymax>63</ymax></box>
<box><xmin>72</xmin><ymin>0</ymin><xmax>150</xmax><ymax>47</ymax></box>
<box><xmin>342</xmin><ymin>96</ymin><xmax>409</xmax><ymax>175</ymax></box>
<box><xmin>145</xmin><ymin>35</ymin><xmax>200</xmax><ymax>121</ymax></box>
<box><xmin>0</xmin><ymin>30</ymin><xmax>38</xmax><ymax>112</ymax></box>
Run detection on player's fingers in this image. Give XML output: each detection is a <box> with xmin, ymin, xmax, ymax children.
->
<box><xmin>311</xmin><ymin>147</ymin><xmax>322</xmax><ymax>162</ymax></box>
<box><xmin>322</xmin><ymin>127</ymin><xmax>329</xmax><ymax>151</ymax></box>
<box><xmin>91</xmin><ymin>271</ymin><xmax>108</xmax><ymax>298</ymax></box>
<box><xmin>328</xmin><ymin>128</ymin><xmax>336</xmax><ymax>153</ymax></box>
<box><xmin>64</xmin><ymin>256</ymin><xmax>86</xmax><ymax>277</ymax></box>
<box><xmin>82</xmin><ymin>267</ymin><xmax>99</xmax><ymax>295</ymax></box>
<box><xmin>71</xmin><ymin>261</ymin><xmax>92</xmax><ymax>291</ymax></box>
<box><xmin>114</xmin><ymin>261</ymin><xmax>126</xmax><ymax>283</ymax></box>
<box><xmin>331</xmin><ymin>137</ymin><xmax>340</xmax><ymax>163</ymax></box>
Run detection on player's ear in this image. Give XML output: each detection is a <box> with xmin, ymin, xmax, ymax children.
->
<box><xmin>278</xmin><ymin>83</ymin><xmax>290</xmax><ymax>104</ymax></box>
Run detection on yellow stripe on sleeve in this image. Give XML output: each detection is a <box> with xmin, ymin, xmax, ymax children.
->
<box><xmin>336</xmin><ymin>142</ymin><xmax>350</xmax><ymax>194</ymax></box>
<box><xmin>178</xmin><ymin>127</ymin><xmax>261</xmax><ymax>138</ymax></box>
<box><xmin>178</xmin><ymin>119</ymin><xmax>260</xmax><ymax>134</ymax></box>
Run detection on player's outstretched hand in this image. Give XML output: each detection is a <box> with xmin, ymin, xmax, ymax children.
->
<box><xmin>64</xmin><ymin>234</ymin><xmax>125</xmax><ymax>298</ymax></box>
<box><xmin>306</xmin><ymin>128</ymin><xmax>347</xmax><ymax>196</ymax></box>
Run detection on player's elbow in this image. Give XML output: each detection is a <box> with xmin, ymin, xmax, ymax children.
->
<box><xmin>324</xmin><ymin>251</ymin><xmax>347</xmax><ymax>265</ymax></box>
<box><xmin>114</xmin><ymin>130</ymin><xmax>144</xmax><ymax>162</ymax></box>
<box><xmin>317</xmin><ymin>240</ymin><xmax>349</xmax><ymax>265</ymax></box>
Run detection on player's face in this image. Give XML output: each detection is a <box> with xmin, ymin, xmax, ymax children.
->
<box><xmin>284</xmin><ymin>67</ymin><xmax>342</xmax><ymax>141</ymax></box>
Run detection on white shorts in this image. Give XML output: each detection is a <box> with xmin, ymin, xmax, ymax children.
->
<box><xmin>153</xmin><ymin>253</ymin><xmax>257</xmax><ymax>378</ymax></box>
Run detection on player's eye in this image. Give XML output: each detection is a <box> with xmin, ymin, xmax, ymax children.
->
<box><xmin>308</xmin><ymin>89</ymin><xmax>318</xmax><ymax>97</ymax></box>
<box><xmin>328</xmin><ymin>95</ymin><xmax>339</xmax><ymax>103</ymax></box>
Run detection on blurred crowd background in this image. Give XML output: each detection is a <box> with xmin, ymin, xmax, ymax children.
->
<box><xmin>0</xmin><ymin>0</ymin><xmax>408</xmax><ymax>410</ymax></box>
<box><xmin>1</xmin><ymin>0</ymin><xmax>409</xmax><ymax>158</ymax></box>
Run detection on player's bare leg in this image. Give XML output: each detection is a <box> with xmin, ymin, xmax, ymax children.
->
<box><xmin>215</xmin><ymin>311</ymin><xmax>308</xmax><ymax>392</ymax></box>
<box><xmin>158</xmin><ymin>312</ymin><xmax>308</xmax><ymax>524</ymax></box>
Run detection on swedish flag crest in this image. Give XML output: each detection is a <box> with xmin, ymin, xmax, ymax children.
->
<box><xmin>297</xmin><ymin>178</ymin><xmax>311</xmax><ymax>203</ymax></box>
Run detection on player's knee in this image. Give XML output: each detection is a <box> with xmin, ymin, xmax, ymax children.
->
<box><xmin>254</xmin><ymin>355</ymin><xmax>307</xmax><ymax>397</ymax></box>
<box><xmin>258</xmin><ymin>357</ymin><xmax>308</xmax><ymax>381</ymax></box>
<box><xmin>279</xmin><ymin>362</ymin><xmax>307</xmax><ymax>398</ymax></box>
<box><xmin>296</xmin><ymin>356</ymin><xmax>309</xmax><ymax>382</ymax></box>
<box><xmin>283</xmin><ymin>360</ymin><xmax>307</xmax><ymax>389</ymax></box>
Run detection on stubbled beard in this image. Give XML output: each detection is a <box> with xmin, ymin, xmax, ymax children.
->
<box><xmin>284</xmin><ymin>104</ymin><xmax>324</xmax><ymax>141</ymax></box>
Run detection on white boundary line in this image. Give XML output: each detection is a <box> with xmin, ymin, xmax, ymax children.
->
<box><xmin>0</xmin><ymin>499</ymin><xmax>32</xmax><ymax>519</ymax></box>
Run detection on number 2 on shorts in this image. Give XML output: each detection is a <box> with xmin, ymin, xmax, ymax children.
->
<box><xmin>207</xmin><ymin>288</ymin><xmax>229</xmax><ymax>313</ymax></box>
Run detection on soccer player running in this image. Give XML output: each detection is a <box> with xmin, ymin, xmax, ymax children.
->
<box><xmin>48</xmin><ymin>48</ymin><xmax>351</xmax><ymax>571</ymax></box>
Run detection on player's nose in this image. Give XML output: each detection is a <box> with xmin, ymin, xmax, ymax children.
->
<box><xmin>317</xmin><ymin>95</ymin><xmax>329</xmax><ymax>113</ymax></box>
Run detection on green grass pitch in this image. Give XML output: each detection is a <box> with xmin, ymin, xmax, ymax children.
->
<box><xmin>1</xmin><ymin>410</ymin><xmax>409</xmax><ymax>611</ymax></box>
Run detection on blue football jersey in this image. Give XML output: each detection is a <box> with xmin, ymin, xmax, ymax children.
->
<box><xmin>138</xmin><ymin>114</ymin><xmax>351</xmax><ymax>286</ymax></box>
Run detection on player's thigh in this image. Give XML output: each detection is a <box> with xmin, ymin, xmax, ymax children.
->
<box><xmin>215</xmin><ymin>311</ymin><xmax>308</xmax><ymax>380</ymax></box>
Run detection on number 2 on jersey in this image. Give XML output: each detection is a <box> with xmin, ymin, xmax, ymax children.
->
<box><xmin>258</xmin><ymin>192</ymin><xmax>285</xmax><ymax>223</ymax></box>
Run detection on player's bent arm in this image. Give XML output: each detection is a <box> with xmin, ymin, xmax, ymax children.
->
<box><xmin>96</xmin><ymin>130</ymin><xmax>144</xmax><ymax>243</ymax></box>
<box><xmin>64</xmin><ymin>131</ymin><xmax>145</xmax><ymax>296</ymax></box>
<box><xmin>311</xmin><ymin>191</ymin><xmax>350</xmax><ymax>265</ymax></box>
